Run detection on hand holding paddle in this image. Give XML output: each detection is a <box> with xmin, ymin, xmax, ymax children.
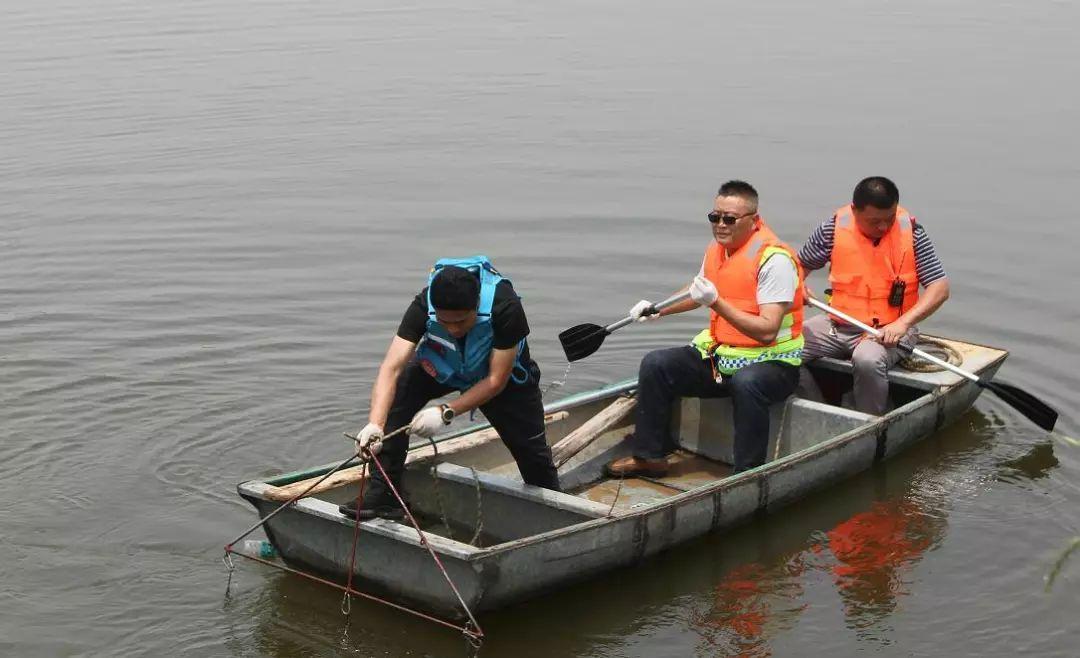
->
<box><xmin>559</xmin><ymin>290</ymin><xmax>692</xmax><ymax>362</ymax></box>
<box><xmin>806</xmin><ymin>296</ymin><xmax>1058</xmax><ymax>432</ymax></box>
<box><xmin>629</xmin><ymin>300</ymin><xmax>661</xmax><ymax>323</ymax></box>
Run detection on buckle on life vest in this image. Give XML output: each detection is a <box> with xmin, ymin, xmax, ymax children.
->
<box><xmin>510</xmin><ymin>361</ymin><xmax>530</xmax><ymax>385</ymax></box>
<box><xmin>704</xmin><ymin>345</ymin><xmax>725</xmax><ymax>384</ymax></box>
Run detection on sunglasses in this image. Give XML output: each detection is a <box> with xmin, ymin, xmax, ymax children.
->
<box><xmin>707</xmin><ymin>210</ymin><xmax>757</xmax><ymax>225</ymax></box>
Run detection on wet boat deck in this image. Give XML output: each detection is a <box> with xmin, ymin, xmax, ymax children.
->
<box><xmin>572</xmin><ymin>450</ymin><xmax>732</xmax><ymax>510</ymax></box>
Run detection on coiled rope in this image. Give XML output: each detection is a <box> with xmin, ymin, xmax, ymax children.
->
<box><xmin>897</xmin><ymin>336</ymin><xmax>964</xmax><ymax>372</ymax></box>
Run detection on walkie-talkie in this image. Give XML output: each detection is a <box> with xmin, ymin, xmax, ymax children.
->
<box><xmin>888</xmin><ymin>278</ymin><xmax>906</xmax><ymax>308</ymax></box>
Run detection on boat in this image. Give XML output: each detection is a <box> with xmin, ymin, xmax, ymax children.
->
<box><xmin>235</xmin><ymin>335</ymin><xmax>1006</xmax><ymax>616</ymax></box>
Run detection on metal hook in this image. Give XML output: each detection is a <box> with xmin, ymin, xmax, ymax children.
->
<box><xmin>222</xmin><ymin>549</ymin><xmax>236</xmax><ymax>597</ymax></box>
<box><xmin>463</xmin><ymin>621</ymin><xmax>484</xmax><ymax>655</ymax></box>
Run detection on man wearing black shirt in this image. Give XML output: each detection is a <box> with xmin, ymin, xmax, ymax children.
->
<box><xmin>340</xmin><ymin>257</ymin><xmax>560</xmax><ymax>520</ymax></box>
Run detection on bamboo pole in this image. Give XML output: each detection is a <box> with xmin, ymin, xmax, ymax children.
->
<box><xmin>551</xmin><ymin>395</ymin><xmax>637</xmax><ymax>468</ymax></box>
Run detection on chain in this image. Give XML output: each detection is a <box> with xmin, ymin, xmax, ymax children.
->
<box><xmin>225</xmin><ymin>425</ymin><xmax>485</xmax><ymax>646</ymax></box>
<box><xmin>222</xmin><ymin>551</ymin><xmax>235</xmax><ymax>597</ymax></box>
<box><xmin>418</xmin><ymin>358</ymin><xmax>570</xmax><ymax>546</ymax></box>
<box><xmin>365</xmin><ymin>449</ymin><xmax>485</xmax><ymax>637</ymax></box>
<box><xmin>464</xmin><ymin>620</ymin><xmax>484</xmax><ymax>655</ymax></box>
<box><xmin>425</xmin><ymin>435</ymin><xmax>455</xmax><ymax>541</ymax></box>
<box><xmin>467</xmin><ymin>466</ymin><xmax>484</xmax><ymax>546</ymax></box>
<box><xmin>425</xmin><ymin>439</ymin><xmax>486</xmax><ymax>546</ymax></box>
<box><xmin>771</xmin><ymin>399</ymin><xmax>791</xmax><ymax>462</ymax></box>
<box><xmin>539</xmin><ymin>360</ymin><xmax>573</xmax><ymax>398</ymax></box>
<box><xmin>606</xmin><ymin>475</ymin><xmax>625</xmax><ymax>517</ymax></box>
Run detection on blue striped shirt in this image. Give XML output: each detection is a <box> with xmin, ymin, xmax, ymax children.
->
<box><xmin>797</xmin><ymin>215</ymin><xmax>947</xmax><ymax>287</ymax></box>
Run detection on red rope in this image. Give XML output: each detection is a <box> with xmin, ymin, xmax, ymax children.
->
<box><xmin>365</xmin><ymin>447</ymin><xmax>485</xmax><ymax>638</ymax></box>
<box><xmin>344</xmin><ymin>460</ymin><xmax>369</xmax><ymax>593</ymax></box>
<box><xmin>224</xmin><ymin>442</ymin><xmax>484</xmax><ymax>646</ymax></box>
<box><xmin>225</xmin><ymin>550</ymin><xmax>479</xmax><ymax>638</ymax></box>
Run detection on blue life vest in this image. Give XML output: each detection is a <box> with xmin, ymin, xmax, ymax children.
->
<box><xmin>414</xmin><ymin>255</ymin><xmax>530</xmax><ymax>391</ymax></box>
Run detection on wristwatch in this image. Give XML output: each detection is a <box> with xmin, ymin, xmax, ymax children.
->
<box><xmin>439</xmin><ymin>404</ymin><xmax>456</xmax><ymax>424</ymax></box>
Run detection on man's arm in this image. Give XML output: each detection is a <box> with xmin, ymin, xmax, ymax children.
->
<box><xmin>878</xmin><ymin>223</ymin><xmax>950</xmax><ymax>346</ymax></box>
<box><xmin>879</xmin><ymin>278</ymin><xmax>950</xmax><ymax>346</ymax></box>
<box><xmin>447</xmin><ymin>346</ymin><xmax>517</xmax><ymax>415</ymax></box>
<box><xmin>903</xmin><ymin>278</ymin><xmax>950</xmax><ymax>326</ymax></box>
<box><xmin>367</xmin><ymin>336</ymin><xmax>418</xmax><ymax>427</ymax></box>
<box><xmin>694</xmin><ymin>251</ymin><xmax>798</xmax><ymax>344</ymax></box>
<box><xmin>656</xmin><ymin>283</ymin><xmax>698</xmax><ymax>317</ymax></box>
<box><xmin>707</xmin><ymin>300</ymin><xmax>792</xmax><ymax>344</ymax></box>
<box><xmin>796</xmin><ymin>218</ymin><xmax>834</xmax><ymax>272</ymax></box>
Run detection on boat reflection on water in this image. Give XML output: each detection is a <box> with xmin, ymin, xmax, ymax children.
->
<box><xmin>692</xmin><ymin>497</ymin><xmax>944</xmax><ymax>655</ymax></box>
<box><xmin>691</xmin><ymin>557</ymin><xmax>808</xmax><ymax>657</ymax></box>
<box><xmin>819</xmin><ymin>498</ymin><xmax>942</xmax><ymax>629</ymax></box>
<box><xmin>690</xmin><ymin>428</ymin><xmax>1057</xmax><ymax>655</ymax></box>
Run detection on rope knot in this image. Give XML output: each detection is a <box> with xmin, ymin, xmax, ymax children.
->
<box><xmin>359</xmin><ymin>437</ymin><xmax>382</xmax><ymax>460</ymax></box>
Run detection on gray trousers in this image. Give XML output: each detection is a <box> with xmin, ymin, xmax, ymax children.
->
<box><xmin>797</xmin><ymin>314</ymin><xmax>919</xmax><ymax>415</ymax></box>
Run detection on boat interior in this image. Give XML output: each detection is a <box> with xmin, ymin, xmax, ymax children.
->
<box><xmin>292</xmin><ymin>338</ymin><xmax>999</xmax><ymax>550</ymax></box>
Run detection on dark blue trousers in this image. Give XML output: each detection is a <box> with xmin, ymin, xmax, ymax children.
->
<box><xmin>631</xmin><ymin>346</ymin><xmax>799</xmax><ymax>472</ymax></box>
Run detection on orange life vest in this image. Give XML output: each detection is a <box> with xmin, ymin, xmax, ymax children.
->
<box><xmin>702</xmin><ymin>219</ymin><xmax>805</xmax><ymax>348</ymax></box>
<box><xmin>829</xmin><ymin>205</ymin><xmax>920</xmax><ymax>327</ymax></box>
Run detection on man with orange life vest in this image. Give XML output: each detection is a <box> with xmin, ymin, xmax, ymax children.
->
<box><xmin>605</xmin><ymin>180</ymin><xmax>805</xmax><ymax>476</ymax></box>
<box><xmin>796</xmin><ymin>177</ymin><xmax>950</xmax><ymax>415</ymax></box>
<box><xmin>340</xmin><ymin>256</ymin><xmax>560</xmax><ymax>520</ymax></box>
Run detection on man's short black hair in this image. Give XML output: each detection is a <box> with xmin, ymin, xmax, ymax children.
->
<box><xmin>852</xmin><ymin>176</ymin><xmax>900</xmax><ymax>210</ymax></box>
<box><xmin>717</xmin><ymin>180</ymin><xmax>759</xmax><ymax>211</ymax></box>
<box><xmin>429</xmin><ymin>265</ymin><xmax>480</xmax><ymax>311</ymax></box>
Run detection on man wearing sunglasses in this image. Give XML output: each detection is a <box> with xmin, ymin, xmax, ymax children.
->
<box><xmin>606</xmin><ymin>180</ymin><xmax>806</xmax><ymax>477</ymax></box>
<box><xmin>796</xmin><ymin>177</ymin><xmax>950</xmax><ymax>414</ymax></box>
<box><xmin>340</xmin><ymin>256</ymin><xmax>560</xmax><ymax>520</ymax></box>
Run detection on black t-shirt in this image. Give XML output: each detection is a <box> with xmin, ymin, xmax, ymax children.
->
<box><xmin>397</xmin><ymin>279</ymin><xmax>533</xmax><ymax>363</ymax></box>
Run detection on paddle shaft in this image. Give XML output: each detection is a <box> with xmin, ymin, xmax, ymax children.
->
<box><xmin>605</xmin><ymin>290</ymin><xmax>694</xmax><ymax>334</ymax></box>
<box><xmin>806</xmin><ymin>297</ymin><xmax>978</xmax><ymax>383</ymax></box>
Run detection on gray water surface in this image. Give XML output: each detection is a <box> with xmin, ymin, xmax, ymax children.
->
<box><xmin>3</xmin><ymin>1</ymin><xmax>1079</xmax><ymax>656</ymax></box>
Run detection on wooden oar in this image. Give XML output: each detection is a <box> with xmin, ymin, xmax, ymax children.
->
<box><xmin>559</xmin><ymin>291</ymin><xmax>692</xmax><ymax>362</ymax></box>
<box><xmin>806</xmin><ymin>296</ymin><xmax>1059</xmax><ymax>432</ymax></box>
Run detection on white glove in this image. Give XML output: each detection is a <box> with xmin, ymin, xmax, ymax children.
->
<box><xmin>629</xmin><ymin>300</ymin><xmax>660</xmax><ymax>322</ymax></box>
<box><xmin>689</xmin><ymin>275</ymin><xmax>718</xmax><ymax>306</ymax></box>
<box><xmin>351</xmin><ymin>422</ymin><xmax>384</xmax><ymax>454</ymax></box>
<box><xmin>409</xmin><ymin>406</ymin><xmax>447</xmax><ymax>438</ymax></box>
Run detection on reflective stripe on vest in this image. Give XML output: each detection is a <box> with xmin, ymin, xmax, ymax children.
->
<box><xmin>415</xmin><ymin>255</ymin><xmax>528</xmax><ymax>390</ymax></box>
<box><xmin>693</xmin><ymin>220</ymin><xmax>805</xmax><ymax>375</ymax></box>
<box><xmin>829</xmin><ymin>205</ymin><xmax>920</xmax><ymax>327</ymax></box>
<box><xmin>691</xmin><ymin>328</ymin><xmax>804</xmax><ymax>375</ymax></box>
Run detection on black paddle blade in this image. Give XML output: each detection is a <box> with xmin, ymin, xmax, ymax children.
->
<box><xmin>559</xmin><ymin>323</ymin><xmax>609</xmax><ymax>362</ymax></box>
<box><xmin>980</xmin><ymin>378</ymin><xmax>1059</xmax><ymax>431</ymax></box>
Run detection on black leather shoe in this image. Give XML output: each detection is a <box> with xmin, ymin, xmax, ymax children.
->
<box><xmin>338</xmin><ymin>495</ymin><xmax>405</xmax><ymax>521</ymax></box>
